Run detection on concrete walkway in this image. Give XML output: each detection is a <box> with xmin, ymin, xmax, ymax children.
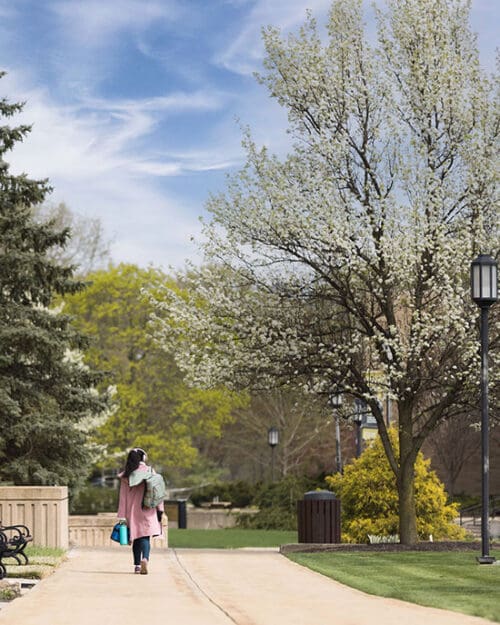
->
<box><xmin>0</xmin><ymin>547</ymin><xmax>494</xmax><ymax>625</ymax></box>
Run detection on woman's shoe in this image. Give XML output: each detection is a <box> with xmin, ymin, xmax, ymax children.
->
<box><xmin>140</xmin><ymin>558</ymin><xmax>148</xmax><ymax>575</ymax></box>
<box><xmin>134</xmin><ymin>565</ymin><xmax>141</xmax><ymax>574</ymax></box>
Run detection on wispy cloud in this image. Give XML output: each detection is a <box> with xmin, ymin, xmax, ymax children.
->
<box><xmin>1</xmin><ymin>67</ymin><xmax>232</xmax><ymax>176</ymax></box>
<box><xmin>130</xmin><ymin>150</ymin><xmax>240</xmax><ymax>177</ymax></box>
<box><xmin>82</xmin><ymin>91</ymin><xmax>227</xmax><ymax>114</ymax></box>
<box><xmin>50</xmin><ymin>0</ymin><xmax>183</xmax><ymax>47</ymax></box>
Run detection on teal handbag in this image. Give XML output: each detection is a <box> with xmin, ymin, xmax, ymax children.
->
<box><xmin>110</xmin><ymin>523</ymin><xmax>129</xmax><ymax>545</ymax></box>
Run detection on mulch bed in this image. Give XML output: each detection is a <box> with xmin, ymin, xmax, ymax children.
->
<box><xmin>280</xmin><ymin>541</ymin><xmax>500</xmax><ymax>554</ymax></box>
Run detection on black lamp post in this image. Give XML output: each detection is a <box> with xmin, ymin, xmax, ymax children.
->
<box><xmin>471</xmin><ymin>253</ymin><xmax>498</xmax><ymax>565</ymax></box>
<box><xmin>329</xmin><ymin>393</ymin><xmax>343</xmax><ymax>473</ymax></box>
<box><xmin>268</xmin><ymin>426</ymin><xmax>279</xmax><ymax>482</ymax></box>
<box><xmin>353</xmin><ymin>398</ymin><xmax>368</xmax><ymax>458</ymax></box>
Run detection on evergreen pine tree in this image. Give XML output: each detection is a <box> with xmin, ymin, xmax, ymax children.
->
<box><xmin>0</xmin><ymin>72</ymin><xmax>108</xmax><ymax>486</ymax></box>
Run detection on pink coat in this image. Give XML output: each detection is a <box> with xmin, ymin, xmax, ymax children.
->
<box><xmin>117</xmin><ymin>462</ymin><xmax>164</xmax><ymax>542</ymax></box>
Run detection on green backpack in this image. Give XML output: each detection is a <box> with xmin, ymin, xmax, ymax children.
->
<box><xmin>129</xmin><ymin>468</ymin><xmax>166</xmax><ymax>508</ymax></box>
<box><xmin>142</xmin><ymin>470</ymin><xmax>166</xmax><ymax>508</ymax></box>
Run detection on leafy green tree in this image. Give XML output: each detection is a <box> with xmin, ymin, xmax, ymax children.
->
<box><xmin>151</xmin><ymin>0</ymin><xmax>499</xmax><ymax>543</ymax></box>
<box><xmin>62</xmin><ymin>263</ymin><xmax>245</xmax><ymax>476</ymax></box>
<box><xmin>327</xmin><ymin>431</ymin><xmax>466</xmax><ymax>543</ymax></box>
<box><xmin>0</xmin><ymin>73</ymin><xmax>109</xmax><ymax>486</ymax></box>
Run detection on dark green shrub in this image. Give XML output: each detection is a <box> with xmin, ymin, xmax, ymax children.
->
<box><xmin>237</xmin><ymin>475</ymin><xmax>323</xmax><ymax>530</ymax></box>
<box><xmin>189</xmin><ymin>483</ymin><xmax>231</xmax><ymax>507</ymax></box>
<box><xmin>190</xmin><ymin>481</ymin><xmax>257</xmax><ymax>508</ymax></box>
<box><xmin>227</xmin><ymin>481</ymin><xmax>257</xmax><ymax>508</ymax></box>
<box><xmin>70</xmin><ymin>486</ymin><xmax>119</xmax><ymax>515</ymax></box>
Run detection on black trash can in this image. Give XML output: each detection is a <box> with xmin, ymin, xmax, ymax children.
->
<box><xmin>297</xmin><ymin>490</ymin><xmax>341</xmax><ymax>543</ymax></box>
<box><xmin>164</xmin><ymin>499</ymin><xmax>188</xmax><ymax>529</ymax></box>
<box><xmin>177</xmin><ymin>499</ymin><xmax>188</xmax><ymax>529</ymax></box>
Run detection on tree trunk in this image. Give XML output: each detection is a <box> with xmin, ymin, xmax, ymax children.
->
<box><xmin>398</xmin><ymin>446</ymin><xmax>418</xmax><ymax>545</ymax></box>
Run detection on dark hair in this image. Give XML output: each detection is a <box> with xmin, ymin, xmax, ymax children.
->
<box><xmin>123</xmin><ymin>448</ymin><xmax>146</xmax><ymax>478</ymax></box>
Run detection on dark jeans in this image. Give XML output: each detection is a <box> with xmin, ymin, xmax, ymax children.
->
<box><xmin>132</xmin><ymin>536</ymin><xmax>151</xmax><ymax>565</ymax></box>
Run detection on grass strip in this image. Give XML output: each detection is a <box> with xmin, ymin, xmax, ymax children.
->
<box><xmin>287</xmin><ymin>549</ymin><xmax>500</xmax><ymax>623</ymax></box>
<box><xmin>169</xmin><ymin>528</ymin><xmax>297</xmax><ymax>549</ymax></box>
<box><xmin>5</xmin><ymin>545</ymin><xmax>67</xmax><ymax>579</ymax></box>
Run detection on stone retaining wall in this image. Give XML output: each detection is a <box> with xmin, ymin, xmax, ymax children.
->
<box><xmin>69</xmin><ymin>513</ymin><xmax>168</xmax><ymax>548</ymax></box>
<box><xmin>0</xmin><ymin>486</ymin><xmax>69</xmax><ymax>549</ymax></box>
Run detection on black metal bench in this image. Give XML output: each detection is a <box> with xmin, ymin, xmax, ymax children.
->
<box><xmin>0</xmin><ymin>524</ymin><xmax>33</xmax><ymax>580</ymax></box>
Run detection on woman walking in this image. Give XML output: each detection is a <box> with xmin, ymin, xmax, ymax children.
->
<box><xmin>117</xmin><ymin>447</ymin><xmax>164</xmax><ymax>574</ymax></box>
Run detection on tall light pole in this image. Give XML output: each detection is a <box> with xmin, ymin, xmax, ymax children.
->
<box><xmin>268</xmin><ymin>426</ymin><xmax>279</xmax><ymax>482</ymax></box>
<box><xmin>353</xmin><ymin>398</ymin><xmax>368</xmax><ymax>458</ymax></box>
<box><xmin>471</xmin><ymin>254</ymin><xmax>498</xmax><ymax>565</ymax></box>
<box><xmin>329</xmin><ymin>393</ymin><xmax>343</xmax><ymax>473</ymax></box>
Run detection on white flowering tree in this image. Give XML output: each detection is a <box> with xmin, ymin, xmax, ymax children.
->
<box><xmin>151</xmin><ymin>0</ymin><xmax>499</xmax><ymax>544</ymax></box>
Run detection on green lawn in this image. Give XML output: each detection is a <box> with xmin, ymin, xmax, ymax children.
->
<box><xmin>287</xmin><ymin>550</ymin><xmax>500</xmax><ymax>623</ymax></box>
<box><xmin>168</xmin><ymin>528</ymin><xmax>297</xmax><ymax>549</ymax></box>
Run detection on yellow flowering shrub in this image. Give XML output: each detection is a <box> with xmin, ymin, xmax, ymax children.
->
<box><xmin>326</xmin><ymin>429</ymin><xmax>466</xmax><ymax>543</ymax></box>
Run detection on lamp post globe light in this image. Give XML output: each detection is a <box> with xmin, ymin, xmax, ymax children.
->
<box><xmin>329</xmin><ymin>393</ymin><xmax>343</xmax><ymax>473</ymax></box>
<box><xmin>268</xmin><ymin>426</ymin><xmax>279</xmax><ymax>482</ymax></box>
<box><xmin>470</xmin><ymin>254</ymin><xmax>498</xmax><ymax>565</ymax></box>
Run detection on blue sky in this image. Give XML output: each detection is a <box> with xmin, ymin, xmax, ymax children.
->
<box><xmin>0</xmin><ymin>0</ymin><xmax>497</xmax><ymax>270</ymax></box>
